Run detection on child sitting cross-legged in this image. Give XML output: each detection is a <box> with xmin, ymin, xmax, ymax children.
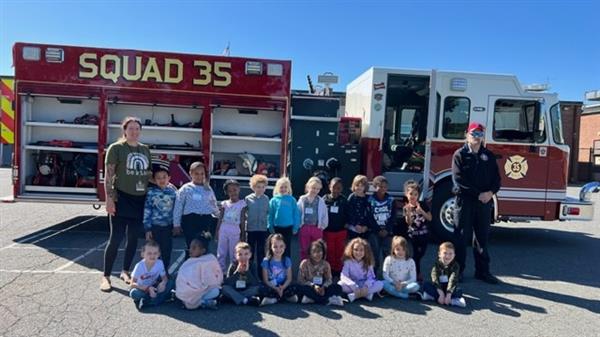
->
<box><xmin>382</xmin><ymin>236</ymin><xmax>420</xmax><ymax>299</ymax></box>
<box><xmin>175</xmin><ymin>233</ymin><xmax>223</xmax><ymax>310</ymax></box>
<box><xmin>297</xmin><ymin>239</ymin><xmax>344</xmax><ymax>306</ymax></box>
<box><xmin>129</xmin><ymin>240</ymin><xmax>174</xmax><ymax>310</ymax></box>
<box><xmin>421</xmin><ymin>242</ymin><xmax>467</xmax><ymax>308</ymax></box>
<box><xmin>221</xmin><ymin>242</ymin><xmax>262</xmax><ymax>306</ymax></box>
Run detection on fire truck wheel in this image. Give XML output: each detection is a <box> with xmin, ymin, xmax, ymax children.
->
<box><xmin>431</xmin><ymin>181</ymin><xmax>456</xmax><ymax>242</ymax></box>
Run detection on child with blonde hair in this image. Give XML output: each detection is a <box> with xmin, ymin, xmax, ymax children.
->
<box><xmin>338</xmin><ymin>238</ymin><xmax>383</xmax><ymax>302</ymax></box>
<box><xmin>382</xmin><ymin>236</ymin><xmax>420</xmax><ymax>299</ymax></box>
<box><xmin>244</xmin><ymin>174</ymin><xmax>270</xmax><ymax>275</ymax></box>
<box><xmin>297</xmin><ymin>177</ymin><xmax>328</xmax><ymax>260</ymax></box>
<box><xmin>346</xmin><ymin>175</ymin><xmax>376</xmax><ymax>241</ymax></box>
<box><xmin>267</xmin><ymin>177</ymin><xmax>300</xmax><ymax>257</ymax></box>
<box><xmin>421</xmin><ymin>242</ymin><xmax>466</xmax><ymax>308</ymax></box>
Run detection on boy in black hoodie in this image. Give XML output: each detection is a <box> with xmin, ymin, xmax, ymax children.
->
<box><xmin>221</xmin><ymin>242</ymin><xmax>261</xmax><ymax>306</ymax></box>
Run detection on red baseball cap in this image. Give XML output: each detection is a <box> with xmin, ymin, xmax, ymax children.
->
<box><xmin>467</xmin><ymin>122</ymin><xmax>485</xmax><ymax>133</ymax></box>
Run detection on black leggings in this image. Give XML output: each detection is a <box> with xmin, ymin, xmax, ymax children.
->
<box><xmin>103</xmin><ymin>216</ymin><xmax>141</xmax><ymax>277</ymax></box>
<box><xmin>410</xmin><ymin>235</ymin><xmax>428</xmax><ymax>276</ymax></box>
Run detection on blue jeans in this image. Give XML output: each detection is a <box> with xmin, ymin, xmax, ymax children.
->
<box><xmin>383</xmin><ymin>280</ymin><xmax>420</xmax><ymax>298</ymax></box>
<box><xmin>129</xmin><ymin>279</ymin><xmax>174</xmax><ymax>307</ymax></box>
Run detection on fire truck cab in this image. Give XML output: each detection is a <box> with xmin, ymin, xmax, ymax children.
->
<box><xmin>346</xmin><ymin>67</ymin><xmax>599</xmax><ymax>240</ymax></box>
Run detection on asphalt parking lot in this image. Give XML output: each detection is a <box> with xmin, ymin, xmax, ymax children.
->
<box><xmin>1</xmin><ymin>168</ymin><xmax>599</xmax><ymax>337</ymax></box>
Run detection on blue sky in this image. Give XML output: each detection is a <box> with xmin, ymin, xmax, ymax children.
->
<box><xmin>1</xmin><ymin>0</ymin><xmax>598</xmax><ymax>101</ymax></box>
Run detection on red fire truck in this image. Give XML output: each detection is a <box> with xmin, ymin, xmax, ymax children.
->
<box><xmin>11</xmin><ymin>42</ymin><xmax>290</xmax><ymax>204</ymax></box>
<box><xmin>345</xmin><ymin>67</ymin><xmax>599</xmax><ymax>240</ymax></box>
<box><xmin>10</xmin><ymin>43</ymin><xmax>598</xmax><ymax>240</ymax></box>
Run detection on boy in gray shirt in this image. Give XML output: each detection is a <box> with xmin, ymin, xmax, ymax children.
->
<box><xmin>244</xmin><ymin>175</ymin><xmax>270</xmax><ymax>275</ymax></box>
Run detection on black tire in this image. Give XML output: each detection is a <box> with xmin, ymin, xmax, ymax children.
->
<box><xmin>431</xmin><ymin>180</ymin><xmax>456</xmax><ymax>243</ymax></box>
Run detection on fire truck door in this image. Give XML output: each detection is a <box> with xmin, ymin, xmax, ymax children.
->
<box><xmin>485</xmin><ymin>97</ymin><xmax>550</xmax><ymax>217</ymax></box>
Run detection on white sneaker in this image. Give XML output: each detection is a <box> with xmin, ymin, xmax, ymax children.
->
<box><xmin>301</xmin><ymin>296</ymin><xmax>315</xmax><ymax>304</ymax></box>
<box><xmin>260</xmin><ymin>297</ymin><xmax>278</xmax><ymax>306</ymax></box>
<box><xmin>347</xmin><ymin>293</ymin><xmax>356</xmax><ymax>303</ymax></box>
<box><xmin>285</xmin><ymin>295</ymin><xmax>299</xmax><ymax>303</ymax></box>
<box><xmin>327</xmin><ymin>296</ymin><xmax>344</xmax><ymax>307</ymax></box>
<box><xmin>137</xmin><ymin>298</ymin><xmax>145</xmax><ymax>310</ymax></box>
<box><xmin>451</xmin><ymin>297</ymin><xmax>467</xmax><ymax>308</ymax></box>
<box><xmin>366</xmin><ymin>293</ymin><xmax>374</xmax><ymax>301</ymax></box>
<box><xmin>421</xmin><ymin>292</ymin><xmax>435</xmax><ymax>301</ymax></box>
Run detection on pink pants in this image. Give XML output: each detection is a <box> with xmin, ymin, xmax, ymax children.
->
<box><xmin>217</xmin><ymin>225</ymin><xmax>240</xmax><ymax>272</ymax></box>
<box><xmin>299</xmin><ymin>224</ymin><xmax>323</xmax><ymax>260</ymax></box>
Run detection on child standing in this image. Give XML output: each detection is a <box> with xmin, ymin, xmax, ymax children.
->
<box><xmin>175</xmin><ymin>234</ymin><xmax>223</xmax><ymax>310</ymax></box>
<box><xmin>267</xmin><ymin>178</ymin><xmax>300</xmax><ymax>257</ymax></box>
<box><xmin>382</xmin><ymin>236</ymin><xmax>420</xmax><ymax>299</ymax></box>
<box><xmin>369</xmin><ymin>175</ymin><xmax>396</xmax><ymax>272</ymax></box>
<box><xmin>338</xmin><ymin>238</ymin><xmax>383</xmax><ymax>302</ymax></box>
<box><xmin>245</xmin><ymin>174</ymin><xmax>270</xmax><ymax>275</ymax></box>
<box><xmin>346</xmin><ymin>175</ymin><xmax>376</xmax><ymax>241</ymax></box>
<box><xmin>221</xmin><ymin>242</ymin><xmax>262</xmax><ymax>306</ymax></box>
<box><xmin>143</xmin><ymin>166</ymin><xmax>177</xmax><ymax>270</ymax></box>
<box><xmin>297</xmin><ymin>177</ymin><xmax>328</xmax><ymax>260</ymax></box>
<box><xmin>216</xmin><ymin>180</ymin><xmax>246</xmax><ymax>272</ymax></box>
<box><xmin>260</xmin><ymin>233</ymin><xmax>299</xmax><ymax>305</ymax></box>
<box><xmin>421</xmin><ymin>242</ymin><xmax>466</xmax><ymax>308</ymax></box>
<box><xmin>297</xmin><ymin>240</ymin><xmax>344</xmax><ymax>306</ymax></box>
<box><xmin>173</xmin><ymin>162</ymin><xmax>219</xmax><ymax>252</ymax></box>
<box><xmin>129</xmin><ymin>240</ymin><xmax>174</xmax><ymax>309</ymax></box>
<box><xmin>402</xmin><ymin>180</ymin><xmax>432</xmax><ymax>278</ymax></box>
<box><xmin>323</xmin><ymin>177</ymin><xmax>348</xmax><ymax>277</ymax></box>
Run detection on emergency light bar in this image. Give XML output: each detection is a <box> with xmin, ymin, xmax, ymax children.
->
<box><xmin>45</xmin><ymin>48</ymin><xmax>64</xmax><ymax>63</ymax></box>
<box><xmin>245</xmin><ymin>61</ymin><xmax>263</xmax><ymax>75</ymax></box>
<box><xmin>23</xmin><ymin>46</ymin><xmax>41</xmax><ymax>61</ymax></box>
<box><xmin>450</xmin><ymin>78</ymin><xmax>467</xmax><ymax>91</ymax></box>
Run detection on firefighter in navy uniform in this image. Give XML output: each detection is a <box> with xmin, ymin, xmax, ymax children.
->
<box><xmin>451</xmin><ymin>122</ymin><xmax>501</xmax><ymax>284</ymax></box>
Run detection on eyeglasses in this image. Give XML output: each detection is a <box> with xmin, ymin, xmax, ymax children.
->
<box><xmin>469</xmin><ymin>131</ymin><xmax>484</xmax><ymax>138</ymax></box>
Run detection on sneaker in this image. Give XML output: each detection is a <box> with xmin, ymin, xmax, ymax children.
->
<box><xmin>285</xmin><ymin>295</ymin><xmax>299</xmax><ymax>303</ymax></box>
<box><xmin>347</xmin><ymin>293</ymin><xmax>356</xmax><ymax>303</ymax></box>
<box><xmin>366</xmin><ymin>293</ymin><xmax>374</xmax><ymax>301</ymax></box>
<box><xmin>410</xmin><ymin>292</ymin><xmax>424</xmax><ymax>301</ymax></box>
<box><xmin>201</xmin><ymin>299</ymin><xmax>218</xmax><ymax>310</ymax></box>
<box><xmin>247</xmin><ymin>296</ymin><xmax>261</xmax><ymax>307</ymax></box>
<box><xmin>137</xmin><ymin>298</ymin><xmax>145</xmax><ymax>310</ymax></box>
<box><xmin>475</xmin><ymin>272</ymin><xmax>499</xmax><ymax>284</ymax></box>
<box><xmin>451</xmin><ymin>297</ymin><xmax>467</xmax><ymax>308</ymax></box>
<box><xmin>301</xmin><ymin>296</ymin><xmax>315</xmax><ymax>304</ymax></box>
<box><xmin>99</xmin><ymin>277</ymin><xmax>112</xmax><ymax>292</ymax></box>
<box><xmin>421</xmin><ymin>292</ymin><xmax>435</xmax><ymax>301</ymax></box>
<box><xmin>119</xmin><ymin>271</ymin><xmax>132</xmax><ymax>285</ymax></box>
<box><xmin>242</xmin><ymin>298</ymin><xmax>249</xmax><ymax>305</ymax></box>
<box><xmin>260</xmin><ymin>297</ymin><xmax>278</xmax><ymax>306</ymax></box>
<box><xmin>327</xmin><ymin>296</ymin><xmax>344</xmax><ymax>307</ymax></box>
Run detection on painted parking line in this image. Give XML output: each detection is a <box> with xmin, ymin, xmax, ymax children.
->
<box><xmin>0</xmin><ymin>229</ymin><xmax>54</xmax><ymax>251</ymax></box>
<box><xmin>53</xmin><ymin>240</ymin><xmax>110</xmax><ymax>272</ymax></box>
<box><xmin>27</xmin><ymin>216</ymin><xmax>100</xmax><ymax>245</ymax></box>
<box><xmin>168</xmin><ymin>251</ymin><xmax>186</xmax><ymax>275</ymax></box>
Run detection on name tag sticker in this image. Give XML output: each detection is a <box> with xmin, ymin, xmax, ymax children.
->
<box><xmin>330</xmin><ymin>206</ymin><xmax>339</xmax><ymax>214</ymax></box>
<box><xmin>439</xmin><ymin>275</ymin><xmax>449</xmax><ymax>283</ymax></box>
<box><xmin>236</xmin><ymin>280</ymin><xmax>246</xmax><ymax>289</ymax></box>
<box><xmin>305</xmin><ymin>207</ymin><xmax>314</xmax><ymax>215</ymax></box>
<box><xmin>312</xmin><ymin>276</ymin><xmax>323</xmax><ymax>285</ymax></box>
<box><xmin>192</xmin><ymin>193</ymin><xmax>202</xmax><ymax>201</ymax></box>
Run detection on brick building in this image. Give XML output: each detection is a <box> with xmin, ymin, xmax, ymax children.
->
<box><xmin>578</xmin><ymin>102</ymin><xmax>600</xmax><ymax>181</ymax></box>
<box><xmin>560</xmin><ymin>101</ymin><xmax>583</xmax><ymax>182</ymax></box>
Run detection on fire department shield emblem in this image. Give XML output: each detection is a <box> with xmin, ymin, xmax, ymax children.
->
<box><xmin>504</xmin><ymin>155</ymin><xmax>528</xmax><ymax>180</ymax></box>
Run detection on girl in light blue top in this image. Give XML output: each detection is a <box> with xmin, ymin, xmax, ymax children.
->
<box><xmin>267</xmin><ymin>177</ymin><xmax>300</xmax><ymax>257</ymax></box>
